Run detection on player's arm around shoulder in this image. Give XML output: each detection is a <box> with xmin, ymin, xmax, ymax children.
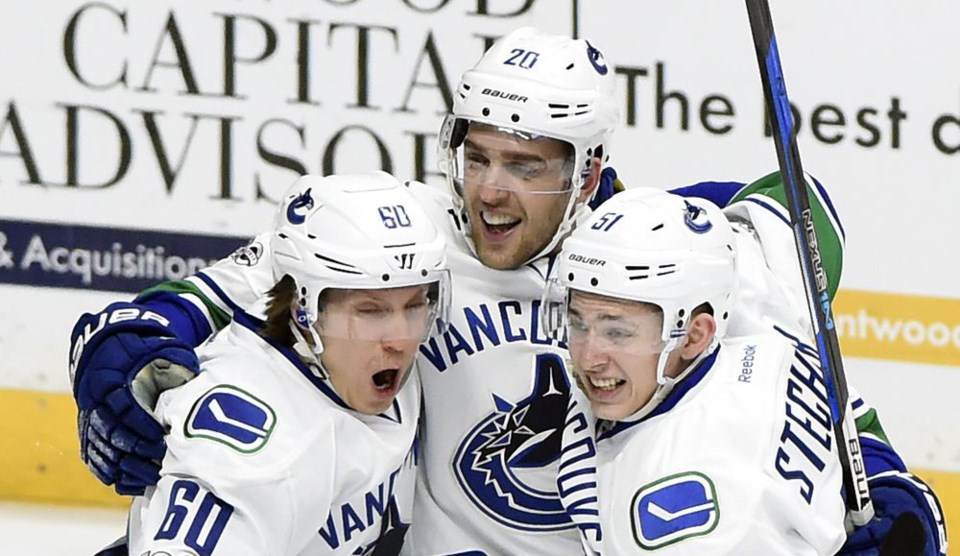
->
<box><xmin>130</xmin><ymin>349</ymin><xmax>338</xmax><ymax>555</ymax></box>
<box><xmin>69</xmin><ymin>232</ymin><xmax>278</xmax><ymax>496</ymax></box>
<box><xmin>141</xmin><ymin>231</ymin><xmax>278</xmax><ymax>328</ymax></box>
<box><xmin>722</xmin><ymin>171</ymin><xmax>845</xmax><ymax>300</ymax></box>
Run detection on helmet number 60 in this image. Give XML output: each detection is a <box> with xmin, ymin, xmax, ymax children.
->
<box><xmin>379</xmin><ymin>205</ymin><xmax>412</xmax><ymax>229</ymax></box>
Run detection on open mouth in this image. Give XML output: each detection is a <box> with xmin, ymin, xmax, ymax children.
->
<box><xmin>480</xmin><ymin>211</ymin><xmax>520</xmax><ymax>236</ymax></box>
<box><xmin>372</xmin><ymin>368</ymin><xmax>399</xmax><ymax>391</ymax></box>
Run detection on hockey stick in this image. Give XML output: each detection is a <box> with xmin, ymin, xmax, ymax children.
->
<box><xmin>744</xmin><ymin>0</ymin><xmax>874</xmax><ymax>527</ymax></box>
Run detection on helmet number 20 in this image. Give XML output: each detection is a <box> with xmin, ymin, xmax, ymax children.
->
<box><xmin>379</xmin><ymin>205</ymin><xmax>412</xmax><ymax>229</ymax></box>
<box><xmin>504</xmin><ymin>48</ymin><xmax>539</xmax><ymax>69</ymax></box>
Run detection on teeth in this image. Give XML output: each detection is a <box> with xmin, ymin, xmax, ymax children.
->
<box><xmin>589</xmin><ymin>376</ymin><xmax>624</xmax><ymax>390</ymax></box>
<box><xmin>481</xmin><ymin>212</ymin><xmax>520</xmax><ymax>226</ymax></box>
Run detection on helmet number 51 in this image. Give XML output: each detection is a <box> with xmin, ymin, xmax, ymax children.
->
<box><xmin>591</xmin><ymin>212</ymin><xmax>624</xmax><ymax>232</ymax></box>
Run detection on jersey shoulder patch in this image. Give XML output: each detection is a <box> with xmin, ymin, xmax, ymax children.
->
<box><xmin>185</xmin><ymin>384</ymin><xmax>277</xmax><ymax>453</ymax></box>
<box><xmin>230</xmin><ymin>240</ymin><xmax>265</xmax><ymax>267</ymax></box>
<box><xmin>630</xmin><ymin>471</ymin><xmax>720</xmax><ymax>550</ymax></box>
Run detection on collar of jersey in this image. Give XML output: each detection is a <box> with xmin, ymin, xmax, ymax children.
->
<box><xmin>596</xmin><ymin>345</ymin><xmax>721</xmax><ymax>442</ymax></box>
<box><xmin>525</xmin><ymin>251</ymin><xmax>560</xmax><ymax>282</ymax></box>
<box><xmin>232</xmin><ymin>309</ymin><xmax>403</xmax><ymax>423</ymax></box>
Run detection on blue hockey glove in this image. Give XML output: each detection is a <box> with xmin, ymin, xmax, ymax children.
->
<box><xmin>839</xmin><ymin>473</ymin><xmax>947</xmax><ymax>556</ymax></box>
<box><xmin>588</xmin><ymin>167</ymin><xmax>623</xmax><ymax>210</ymax></box>
<box><xmin>69</xmin><ymin>302</ymin><xmax>200</xmax><ymax>495</ymax></box>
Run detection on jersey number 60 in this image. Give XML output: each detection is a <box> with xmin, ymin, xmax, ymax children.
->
<box><xmin>155</xmin><ymin>479</ymin><xmax>234</xmax><ymax>556</ymax></box>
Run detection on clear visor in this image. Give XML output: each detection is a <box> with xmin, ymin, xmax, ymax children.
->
<box><xmin>439</xmin><ymin>116</ymin><xmax>577</xmax><ymax>196</ymax></box>
<box><xmin>316</xmin><ymin>279</ymin><xmax>449</xmax><ymax>343</ymax></box>
<box><xmin>541</xmin><ymin>278</ymin><xmax>668</xmax><ymax>356</ymax></box>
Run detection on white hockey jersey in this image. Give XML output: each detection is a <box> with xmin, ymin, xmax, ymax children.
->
<box><xmin>559</xmin><ymin>332</ymin><xmax>847</xmax><ymax>555</ymax></box>
<box><xmin>401</xmin><ymin>185</ymin><xmax>582</xmax><ymax>555</ymax></box>
<box><xmin>127</xmin><ymin>317</ymin><xmax>420</xmax><ymax>556</ymax></box>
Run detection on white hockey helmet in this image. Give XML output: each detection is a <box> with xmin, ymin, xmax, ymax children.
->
<box><xmin>271</xmin><ymin>172</ymin><xmax>451</xmax><ymax>348</ymax></box>
<box><xmin>437</xmin><ymin>27</ymin><xmax>619</xmax><ymax>263</ymax></box>
<box><xmin>544</xmin><ymin>188</ymin><xmax>737</xmax><ymax>416</ymax></box>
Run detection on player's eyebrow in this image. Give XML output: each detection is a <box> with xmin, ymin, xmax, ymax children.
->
<box><xmin>463</xmin><ymin>138</ymin><xmax>546</xmax><ymax>164</ymax></box>
<box><xmin>568</xmin><ymin>306</ymin><xmax>627</xmax><ymax>323</ymax></box>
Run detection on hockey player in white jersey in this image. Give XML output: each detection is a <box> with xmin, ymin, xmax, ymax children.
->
<box><xmin>547</xmin><ymin>188</ymin><xmax>849</xmax><ymax>554</ymax></box>
<box><xmin>397</xmin><ymin>28</ymin><xmax>621</xmax><ymax>554</ymax></box>
<box><xmin>69</xmin><ymin>28</ymin><xmax>946</xmax><ymax>556</ymax></box>
<box><xmin>122</xmin><ymin>172</ymin><xmax>451</xmax><ymax>555</ymax></box>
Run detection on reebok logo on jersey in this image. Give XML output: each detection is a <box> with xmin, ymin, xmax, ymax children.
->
<box><xmin>631</xmin><ymin>471</ymin><xmax>719</xmax><ymax>550</ymax></box>
<box><xmin>185</xmin><ymin>385</ymin><xmax>277</xmax><ymax>453</ymax></box>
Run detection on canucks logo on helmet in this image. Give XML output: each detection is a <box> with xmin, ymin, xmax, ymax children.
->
<box><xmin>286</xmin><ymin>188</ymin><xmax>314</xmax><ymax>225</ymax></box>
<box><xmin>453</xmin><ymin>353</ymin><xmax>574</xmax><ymax>531</ymax></box>
<box><xmin>683</xmin><ymin>200</ymin><xmax>713</xmax><ymax>233</ymax></box>
<box><xmin>585</xmin><ymin>40</ymin><xmax>608</xmax><ymax>75</ymax></box>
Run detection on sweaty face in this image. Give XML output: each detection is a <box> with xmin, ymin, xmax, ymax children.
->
<box><xmin>316</xmin><ymin>285</ymin><xmax>433</xmax><ymax>415</ymax></box>
<box><xmin>460</xmin><ymin>126</ymin><xmax>575</xmax><ymax>270</ymax></box>
<box><xmin>566</xmin><ymin>290</ymin><xmax>676</xmax><ymax>421</ymax></box>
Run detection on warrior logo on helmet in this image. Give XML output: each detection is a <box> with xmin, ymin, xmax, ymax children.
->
<box><xmin>453</xmin><ymin>353</ymin><xmax>574</xmax><ymax>531</ymax></box>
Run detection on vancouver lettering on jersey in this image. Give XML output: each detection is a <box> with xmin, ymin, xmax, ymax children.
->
<box><xmin>418</xmin><ymin>299</ymin><xmax>567</xmax><ymax>372</ymax></box>
<box><xmin>318</xmin><ymin>465</ymin><xmax>404</xmax><ymax>551</ymax></box>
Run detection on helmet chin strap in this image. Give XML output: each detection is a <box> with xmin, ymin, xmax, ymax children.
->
<box><xmin>621</xmin><ymin>336</ymin><xmax>720</xmax><ymax>424</ymax></box>
<box><xmin>522</xmin><ymin>188</ymin><xmax>589</xmax><ymax>267</ymax></box>
<box><xmin>519</xmin><ymin>164</ymin><xmax>595</xmax><ymax>267</ymax></box>
<box><xmin>289</xmin><ymin>319</ymin><xmax>329</xmax><ymax>381</ymax></box>
<box><xmin>287</xmin><ymin>317</ymin><xmax>415</xmax><ymax>415</ymax></box>
<box><xmin>455</xmin><ymin>188</ymin><xmax>587</xmax><ymax>267</ymax></box>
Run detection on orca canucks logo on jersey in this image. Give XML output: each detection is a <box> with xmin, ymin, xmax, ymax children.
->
<box><xmin>185</xmin><ymin>385</ymin><xmax>277</xmax><ymax>453</ymax></box>
<box><xmin>453</xmin><ymin>353</ymin><xmax>574</xmax><ymax>531</ymax></box>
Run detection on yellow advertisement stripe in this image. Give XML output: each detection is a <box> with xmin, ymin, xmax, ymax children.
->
<box><xmin>0</xmin><ymin>389</ymin><xmax>124</xmax><ymax>507</ymax></box>
<box><xmin>834</xmin><ymin>289</ymin><xmax>960</xmax><ymax>367</ymax></box>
